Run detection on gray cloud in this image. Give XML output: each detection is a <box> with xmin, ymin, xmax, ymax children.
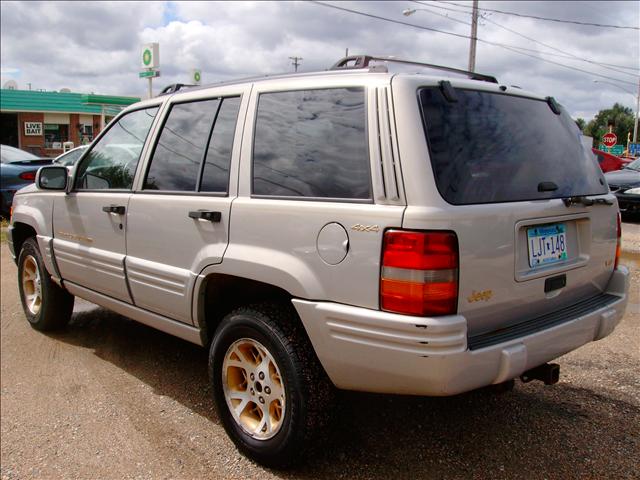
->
<box><xmin>0</xmin><ymin>1</ymin><xmax>638</xmax><ymax>121</ymax></box>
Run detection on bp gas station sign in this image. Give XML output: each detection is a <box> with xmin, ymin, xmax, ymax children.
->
<box><xmin>140</xmin><ymin>43</ymin><xmax>159</xmax><ymax>69</ymax></box>
<box><xmin>191</xmin><ymin>69</ymin><xmax>202</xmax><ymax>85</ymax></box>
<box><xmin>140</xmin><ymin>43</ymin><xmax>160</xmax><ymax>98</ymax></box>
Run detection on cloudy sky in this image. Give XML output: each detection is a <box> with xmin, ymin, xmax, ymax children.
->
<box><xmin>1</xmin><ymin>1</ymin><xmax>638</xmax><ymax>121</ymax></box>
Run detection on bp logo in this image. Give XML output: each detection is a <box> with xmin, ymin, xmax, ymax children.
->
<box><xmin>194</xmin><ymin>71</ymin><xmax>201</xmax><ymax>82</ymax></box>
<box><xmin>142</xmin><ymin>49</ymin><xmax>152</xmax><ymax>66</ymax></box>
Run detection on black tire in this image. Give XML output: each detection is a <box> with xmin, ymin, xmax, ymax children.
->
<box><xmin>209</xmin><ymin>303</ymin><xmax>334</xmax><ymax>467</ymax></box>
<box><xmin>17</xmin><ymin>237</ymin><xmax>74</xmax><ymax>331</ymax></box>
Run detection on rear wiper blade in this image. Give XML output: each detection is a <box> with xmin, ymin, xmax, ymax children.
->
<box><xmin>562</xmin><ymin>196</ymin><xmax>613</xmax><ymax>207</ymax></box>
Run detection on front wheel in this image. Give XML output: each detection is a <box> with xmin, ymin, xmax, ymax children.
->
<box><xmin>17</xmin><ymin>237</ymin><xmax>74</xmax><ymax>331</ymax></box>
<box><xmin>209</xmin><ymin>303</ymin><xmax>334</xmax><ymax>467</ymax></box>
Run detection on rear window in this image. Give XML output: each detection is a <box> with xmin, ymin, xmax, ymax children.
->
<box><xmin>419</xmin><ymin>88</ymin><xmax>607</xmax><ymax>205</ymax></box>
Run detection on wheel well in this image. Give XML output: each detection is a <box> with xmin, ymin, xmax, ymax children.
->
<box><xmin>11</xmin><ymin>222</ymin><xmax>37</xmax><ymax>258</ymax></box>
<box><xmin>199</xmin><ymin>274</ymin><xmax>293</xmax><ymax>345</ymax></box>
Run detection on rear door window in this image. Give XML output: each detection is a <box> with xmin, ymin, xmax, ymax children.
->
<box><xmin>419</xmin><ymin>88</ymin><xmax>607</xmax><ymax>205</ymax></box>
<box><xmin>144</xmin><ymin>99</ymin><xmax>220</xmax><ymax>191</ymax></box>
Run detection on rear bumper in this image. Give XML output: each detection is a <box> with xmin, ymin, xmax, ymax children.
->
<box><xmin>293</xmin><ymin>266</ymin><xmax>629</xmax><ymax>396</ymax></box>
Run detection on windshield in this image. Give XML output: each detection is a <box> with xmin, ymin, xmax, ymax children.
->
<box><xmin>624</xmin><ymin>158</ymin><xmax>640</xmax><ymax>171</ymax></box>
<box><xmin>0</xmin><ymin>145</ymin><xmax>40</xmax><ymax>163</ymax></box>
<box><xmin>419</xmin><ymin>88</ymin><xmax>607</xmax><ymax>205</ymax></box>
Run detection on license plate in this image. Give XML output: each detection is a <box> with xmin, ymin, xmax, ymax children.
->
<box><xmin>527</xmin><ymin>223</ymin><xmax>568</xmax><ymax>268</ymax></box>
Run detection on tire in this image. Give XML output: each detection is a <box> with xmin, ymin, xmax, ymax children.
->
<box><xmin>209</xmin><ymin>303</ymin><xmax>334</xmax><ymax>467</ymax></box>
<box><xmin>17</xmin><ymin>237</ymin><xmax>74</xmax><ymax>331</ymax></box>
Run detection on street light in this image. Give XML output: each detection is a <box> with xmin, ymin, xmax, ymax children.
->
<box><xmin>594</xmin><ymin>79</ymin><xmax>640</xmax><ymax>145</ymax></box>
<box><xmin>402</xmin><ymin>1</ymin><xmax>479</xmax><ymax>72</ymax></box>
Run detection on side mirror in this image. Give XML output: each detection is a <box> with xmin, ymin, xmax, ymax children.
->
<box><xmin>36</xmin><ymin>166</ymin><xmax>68</xmax><ymax>191</ymax></box>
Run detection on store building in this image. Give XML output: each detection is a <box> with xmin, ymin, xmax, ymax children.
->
<box><xmin>0</xmin><ymin>89</ymin><xmax>140</xmax><ymax>157</ymax></box>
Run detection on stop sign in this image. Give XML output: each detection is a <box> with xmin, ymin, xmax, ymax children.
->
<box><xmin>602</xmin><ymin>132</ymin><xmax>617</xmax><ymax>148</ymax></box>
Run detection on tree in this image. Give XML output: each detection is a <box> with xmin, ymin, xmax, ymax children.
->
<box><xmin>575</xmin><ymin>117</ymin><xmax>586</xmax><ymax>132</ymax></box>
<box><xmin>584</xmin><ymin>103</ymin><xmax>635</xmax><ymax>148</ymax></box>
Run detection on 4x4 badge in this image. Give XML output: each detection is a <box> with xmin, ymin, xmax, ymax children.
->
<box><xmin>351</xmin><ymin>224</ymin><xmax>380</xmax><ymax>233</ymax></box>
<box><xmin>468</xmin><ymin>290</ymin><xmax>493</xmax><ymax>303</ymax></box>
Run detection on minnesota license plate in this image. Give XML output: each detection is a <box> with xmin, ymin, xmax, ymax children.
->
<box><xmin>527</xmin><ymin>223</ymin><xmax>568</xmax><ymax>268</ymax></box>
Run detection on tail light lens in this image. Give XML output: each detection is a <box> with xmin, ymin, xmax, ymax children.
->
<box><xmin>19</xmin><ymin>171</ymin><xmax>37</xmax><ymax>181</ymax></box>
<box><xmin>380</xmin><ymin>230</ymin><xmax>459</xmax><ymax>316</ymax></box>
<box><xmin>614</xmin><ymin>212</ymin><xmax>621</xmax><ymax>269</ymax></box>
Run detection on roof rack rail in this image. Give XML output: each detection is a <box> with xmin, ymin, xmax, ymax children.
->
<box><xmin>329</xmin><ymin>55</ymin><xmax>498</xmax><ymax>84</ymax></box>
<box><xmin>158</xmin><ymin>83</ymin><xmax>196</xmax><ymax>96</ymax></box>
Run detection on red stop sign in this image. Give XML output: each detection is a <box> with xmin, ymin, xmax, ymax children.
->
<box><xmin>602</xmin><ymin>133</ymin><xmax>617</xmax><ymax>147</ymax></box>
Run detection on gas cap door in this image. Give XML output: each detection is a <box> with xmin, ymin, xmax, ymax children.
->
<box><xmin>317</xmin><ymin>223</ymin><xmax>349</xmax><ymax>265</ymax></box>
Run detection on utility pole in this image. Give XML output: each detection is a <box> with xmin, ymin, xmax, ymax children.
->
<box><xmin>634</xmin><ymin>77</ymin><xmax>639</xmax><ymax>144</ymax></box>
<box><xmin>468</xmin><ymin>0</ymin><xmax>479</xmax><ymax>72</ymax></box>
<box><xmin>289</xmin><ymin>56</ymin><xmax>303</xmax><ymax>73</ymax></box>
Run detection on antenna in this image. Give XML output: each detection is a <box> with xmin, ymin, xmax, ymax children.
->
<box><xmin>289</xmin><ymin>56</ymin><xmax>303</xmax><ymax>73</ymax></box>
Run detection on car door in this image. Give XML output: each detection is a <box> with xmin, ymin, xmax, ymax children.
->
<box><xmin>52</xmin><ymin>106</ymin><xmax>160</xmax><ymax>302</ymax></box>
<box><xmin>125</xmin><ymin>87</ymin><xmax>248</xmax><ymax>323</ymax></box>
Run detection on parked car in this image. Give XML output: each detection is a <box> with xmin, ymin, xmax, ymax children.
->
<box><xmin>605</xmin><ymin>157</ymin><xmax>640</xmax><ymax>214</ymax></box>
<box><xmin>592</xmin><ymin>148</ymin><xmax>632</xmax><ymax>173</ymax></box>
<box><xmin>0</xmin><ymin>145</ymin><xmax>52</xmax><ymax>217</ymax></box>
<box><xmin>53</xmin><ymin>145</ymin><xmax>88</xmax><ymax>167</ymax></box>
<box><xmin>7</xmin><ymin>55</ymin><xmax>630</xmax><ymax>467</ymax></box>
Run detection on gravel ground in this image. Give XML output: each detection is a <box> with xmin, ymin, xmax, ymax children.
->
<box><xmin>1</xmin><ymin>223</ymin><xmax>639</xmax><ymax>480</ymax></box>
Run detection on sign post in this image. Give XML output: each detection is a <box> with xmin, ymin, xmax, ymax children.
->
<box><xmin>140</xmin><ymin>43</ymin><xmax>160</xmax><ymax>99</ymax></box>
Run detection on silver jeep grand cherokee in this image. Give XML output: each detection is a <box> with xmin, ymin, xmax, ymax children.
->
<box><xmin>8</xmin><ymin>56</ymin><xmax>630</xmax><ymax>466</ymax></box>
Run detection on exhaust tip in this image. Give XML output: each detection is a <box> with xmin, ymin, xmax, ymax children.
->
<box><xmin>520</xmin><ymin>363</ymin><xmax>560</xmax><ymax>385</ymax></box>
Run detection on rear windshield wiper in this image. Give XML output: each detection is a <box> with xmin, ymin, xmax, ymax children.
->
<box><xmin>562</xmin><ymin>195</ymin><xmax>613</xmax><ymax>207</ymax></box>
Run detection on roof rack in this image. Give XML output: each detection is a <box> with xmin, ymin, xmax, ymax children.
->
<box><xmin>329</xmin><ymin>55</ymin><xmax>498</xmax><ymax>84</ymax></box>
<box><xmin>158</xmin><ymin>83</ymin><xmax>197</xmax><ymax>96</ymax></box>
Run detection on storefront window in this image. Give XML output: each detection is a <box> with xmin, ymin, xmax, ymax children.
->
<box><xmin>44</xmin><ymin>124</ymin><xmax>69</xmax><ymax>148</ymax></box>
<box><xmin>80</xmin><ymin>124</ymin><xmax>94</xmax><ymax>144</ymax></box>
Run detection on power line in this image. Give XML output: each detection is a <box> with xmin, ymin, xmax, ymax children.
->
<box><xmin>412</xmin><ymin>1</ymin><xmax>639</xmax><ymax>77</ymax></box>
<box><xmin>436</xmin><ymin>0</ymin><xmax>640</xmax><ymax>30</ymax></box>
<box><xmin>309</xmin><ymin>1</ymin><xmax>638</xmax><ymax>86</ymax></box>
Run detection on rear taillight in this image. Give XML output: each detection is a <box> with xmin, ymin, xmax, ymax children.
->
<box><xmin>614</xmin><ymin>212</ymin><xmax>622</xmax><ymax>269</ymax></box>
<box><xmin>18</xmin><ymin>171</ymin><xmax>37</xmax><ymax>181</ymax></box>
<box><xmin>380</xmin><ymin>230</ymin><xmax>459</xmax><ymax>316</ymax></box>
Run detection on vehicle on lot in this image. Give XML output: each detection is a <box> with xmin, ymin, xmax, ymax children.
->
<box><xmin>7</xmin><ymin>55</ymin><xmax>630</xmax><ymax>467</ymax></box>
<box><xmin>0</xmin><ymin>145</ymin><xmax>52</xmax><ymax>218</ymax></box>
<box><xmin>605</xmin><ymin>157</ymin><xmax>640</xmax><ymax>215</ymax></box>
<box><xmin>592</xmin><ymin>148</ymin><xmax>632</xmax><ymax>173</ymax></box>
<box><xmin>53</xmin><ymin>145</ymin><xmax>88</xmax><ymax>167</ymax></box>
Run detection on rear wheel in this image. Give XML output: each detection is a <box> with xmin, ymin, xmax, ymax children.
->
<box><xmin>209</xmin><ymin>303</ymin><xmax>334</xmax><ymax>467</ymax></box>
<box><xmin>18</xmin><ymin>237</ymin><xmax>74</xmax><ymax>331</ymax></box>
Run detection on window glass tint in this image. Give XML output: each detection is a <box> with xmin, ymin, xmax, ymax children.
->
<box><xmin>253</xmin><ymin>88</ymin><xmax>370</xmax><ymax>199</ymax></box>
<box><xmin>419</xmin><ymin>88</ymin><xmax>607</xmax><ymax>205</ymax></box>
<box><xmin>145</xmin><ymin>99</ymin><xmax>220</xmax><ymax>191</ymax></box>
<box><xmin>200</xmin><ymin>97</ymin><xmax>240</xmax><ymax>192</ymax></box>
<box><xmin>76</xmin><ymin>108</ymin><xmax>158</xmax><ymax>190</ymax></box>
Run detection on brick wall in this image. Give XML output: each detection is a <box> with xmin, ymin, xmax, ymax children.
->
<box><xmin>18</xmin><ymin>112</ymin><xmax>44</xmax><ymax>156</ymax></box>
<box><xmin>69</xmin><ymin>113</ymin><xmax>80</xmax><ymax>146</ymax></box>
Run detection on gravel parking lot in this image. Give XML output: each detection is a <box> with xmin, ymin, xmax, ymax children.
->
<box><xmin>1</xmin><ymin>224</ymin><xmax>639</xmax><ymax>480</ymax></box>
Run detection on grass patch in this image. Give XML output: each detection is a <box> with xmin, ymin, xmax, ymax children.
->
<box><xmin>1</xmin><ymin>218</ymin><xmax>7</xmax><ymax>242</ymax></box>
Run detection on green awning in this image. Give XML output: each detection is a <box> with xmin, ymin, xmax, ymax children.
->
<box><xmin>0</xmin><ymin>89</ymin><xmax>140</xmax><ymax>114</ymax></box>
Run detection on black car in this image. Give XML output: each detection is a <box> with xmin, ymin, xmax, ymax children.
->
<box><xmin>604</xmin><ymin>158</ymin><xmax>640</xmax><ymax>215</ymax></box>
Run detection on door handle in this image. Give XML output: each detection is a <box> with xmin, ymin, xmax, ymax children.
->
<box><xmin>188</xmin><ymin>210</ymin><xmax>222</xmax><ymax>222</ymax></box>
<box><xmin>102</xmin><ymin>205</ymin><xmax>126</xmax><ymax>215</ymax></box>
